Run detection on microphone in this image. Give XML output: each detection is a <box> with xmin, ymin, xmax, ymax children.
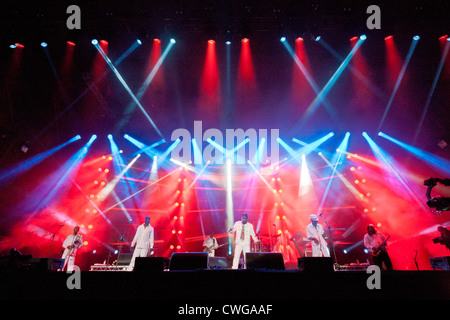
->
<box><xmin>318</xmin><ymin>213</ymin><xmax>323</xmax><ymax>217</ymax></box>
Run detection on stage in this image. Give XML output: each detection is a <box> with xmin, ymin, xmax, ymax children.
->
<box><xmin>2</xmin><ymin>265</ymin><xmax>450</xmax><ymax>301</ymax></box>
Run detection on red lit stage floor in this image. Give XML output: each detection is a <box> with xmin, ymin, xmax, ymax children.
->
<box><xmin>1</xmin><ymin>268</ymin><xmax>450</xmax><ymax>301</ymax></box>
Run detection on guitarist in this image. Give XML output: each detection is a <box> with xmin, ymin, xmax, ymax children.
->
<box><xmin>364</xmin><ymin>224</ymin><xmax>393</xmax><ymax>270</ymax></box>
<box><xmin>203</xmin><ymin>232</ymin><xmax>219</xmax><ymax>257</ymax></box>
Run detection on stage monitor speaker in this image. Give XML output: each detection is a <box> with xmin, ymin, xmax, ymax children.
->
<box><xmin>27</xmin><ymin>258</ymin><xmax>65</xmax><ymax>271</ymax></box>
<box><xmin>134</xmin><ymin>257</ymin><xmax>169</xmax><ymax>272</ymax></box>
<box><xmin>298</xmin><ymin>257</ymin><xmax>334</xmax><ymax>272</ymax></box>
<box><xmin>169</xmin><ymin>252</ymin><xmax>209</xmax><ymax>271</ymax></box>
<box><xmin>117</xmin><ymin>253</ymin><xmax>132</xmax><ymax>266</ymax></box>
<box><xmin>245</xmin><ymin>252</ymin><xmax>285</xmax><ymax>270</ymax></box>
<box><xmin>208</xmin><ymin>256</ymin><xmax>229</xmax><ymax>269</ymax></box>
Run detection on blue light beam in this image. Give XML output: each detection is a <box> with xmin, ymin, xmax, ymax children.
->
<box><xmin>0</xmin><ymin>135</ymin><xmax>81</xmax><ymax>185</ymax></box>
<box><xmin>377</xmin><ymin>37</ymin><xmax>419</xmax><ymax>132</ymax></box>
<box><xmin>378</xmin><ymin>132</ymin><xmax>450</xmax><ymax>174</ymax></box>
<box><xmin>413</xmin><ymin>40</ymin><xmax>450</xmax><ymax>143</ymax></box>
<box><xmin>93</xmin><ymin>43</ymin><xmax>164</xmax><ymax>139</ymax></box>
<box><xmin>302</xmin><ymin>37</ymin><xmax>365</xmax><ymax>124</ymax></box>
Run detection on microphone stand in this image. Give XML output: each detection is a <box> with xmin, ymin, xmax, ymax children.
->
<box><xmin>46</xmin><ymin>224</ymin><xmax>64</xmax><ymax>258</ymax></box>
<box><xmin>116</xmin><ymin>233</ymin><xmax>125</xmax><ymax>269</ymax></box>
<box><xmin>319</xmin><ymin>213</ymin><xmax>338</xmax><ymax>266</ymax></box>
<box><xmin>106</xmin><ymin>249</ymin><xmax>112</xmax><ymax>265</ymax></box>
<box><xmin>414</xmin><ymin>250</ymin><xmax>419</xmax><ymax>271</ymax></box>
<box><xmin>115</xmin><ymin>219</ymin><xmax>132</xmax><ymax>269</ymax></box>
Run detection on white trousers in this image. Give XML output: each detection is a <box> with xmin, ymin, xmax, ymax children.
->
<box><xmin>312</xmin><ymin>243</ymin><xmax>330</xmax><ymax>257</ymax></box>
<box><xmin>63</xmin><ymin>256</ymin><xmax>76</xmax><ymax>271</ymax></box>
<box><xmin>232</xmin><ymin>242</ymin><xmax>251</xmax><ymax>269</ymax></box>
<box><xmin>129</xmin><ymin>248</ymin><xmax>148</xmax><ymax>270</ymax></box>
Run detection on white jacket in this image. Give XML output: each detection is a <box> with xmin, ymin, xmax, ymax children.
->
<box><xmin>131</xmin><ymin>224</ymin><xmax>154</xmax><ymax>249</ymax></box>
<box><xmin>230</xmin><ymin>221</ymin><xmax>258</xmax><ymax>244</ymax></box>
<box><xmin>306</xmin><ymin>223</ymin><xmax>328</xmax><ymax>253</ymax></box>
<box><xmin>62</xmin><ymin>233</ymin><xmax>83</xmax><ymax>258</ymax></box>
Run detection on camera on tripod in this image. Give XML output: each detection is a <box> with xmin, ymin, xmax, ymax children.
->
<box><xmin>424</xmin><ymin>178</ymin><xmax>450</xmax><ymax>214</ymax></box>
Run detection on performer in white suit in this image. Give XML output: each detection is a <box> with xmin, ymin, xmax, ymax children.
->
<box><xmin>306</xmin><ymin>214</ymin><xmax>330</xmax><ymax>257</ymax></box>
<box><xmin>61</xmin><ymin>226</ymin><xmax>83</xmax><ymax>271</ymax></box>
<box><xmin>129</xmin><ymin>216</ymin><xmax>154</xmax><ymax>270</ymax></box>
<box><xmin>228</xmin><ymin>213</ymin><xmax>259</xmax><ymax>269</ymax></box>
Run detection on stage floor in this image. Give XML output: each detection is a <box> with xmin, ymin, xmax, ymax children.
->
<box><xmin>1</xmin><ymin>268</ymin><xmax>450</xmax><ymax>301</ymax></box>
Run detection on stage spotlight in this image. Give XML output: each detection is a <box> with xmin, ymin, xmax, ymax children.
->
<box><xmin>40</xmin><ymin>42</ymin><xmax>48</xmax><ymax>47</ymax></box>
<box><xmin>315</xmin><ymin>36</ymin><xmax>321</xmax><ymax>41</ymax></box>
<box><xmin>226</xmin><ymin>41</ymin><xmax>231</xmax><ymax>45</ymax></box>
<box><xmin>92</xmin><ymin>39</ymin><xmax>98</xmax><ymax>45</ymax></box>
<box><xmin>9</xmin><ymin>44</ymin><xmax>16</xmax><ymax>49</ymax></box>
<box><xmin>413</xmin><ymin>35</ymin><xmax>420</xmax><ymax>41</ymax></box>
<box><xmin>67</xmin><ymin>41</ymin><xmax>75</xmax><ymax>46</ymax></box>
<box><xmin>280</xmin><ymin>37</ymin><xmax>286</xmax><ymax>42</ymax></box>
<box><xmin>208</xmin><ymin>39</ymin><xmax>215</xmax><ymax>44</ymax></box>
<box><xmin>295</xmin><ymin>37</ymin><xmax>303</xmax><ymax>43</ymax></box>
<box><xmin>360</xmin><ymin>34</ymin><xmax>367</xmax><ymax>40</ymax></box>
<box><xmin>170</xmin><ymin>38</ymin><xmax>176</xmax><ymax>44</ymax></box>
<box><xmin>242</xmin><ymin>38</ymin><xmax>249</xmax><ymax>43</ymax></box>
<box><xmin>136</xmin><ymin>39</ymin><xmax>142</xmax><ymax>45</ymax></box>
<box><xmin>384</xmin><ymin>35</ymin><xmax>393</xmax><ymax>41</ymax></box>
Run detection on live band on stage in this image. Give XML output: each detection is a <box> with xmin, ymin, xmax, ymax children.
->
<box><xmin>78</xmin><ymin>211</ymin><xmax>450</xmax><ymax>272</ymax></box>
<box><xmin>53</xmin><ymin>174</ymin><xmax>450</xmax><ymax>272</ymax></box>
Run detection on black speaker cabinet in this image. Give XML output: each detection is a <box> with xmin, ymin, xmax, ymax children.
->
<box><xmin>169</xmin><ymin>252</ymin><xmax>209</xmax><ymax>270</ymax></box>
<box><xmin>116</xmin><ymin>253</ymin><xmax>133</xmax><ymax>266</ymax></box>
<box><xmin>245</xmin><ymin>252</ymin><xmax>285</xmax><ymax>270</ymax></box>
<box><xmin>28</xmin><ymin>258</ymin><xmax>65</xmax><ymax>271</ymax></box>
<box><xmin>134</xmin><ymin>257</ymin><xmax>169</xmax><ymax>272</ymax></box>
<box><xmin>208</xmin><ymin>256</ymin><xmax>229</xmax><ymax>269</ymax></box>
<box><xmin>298</xmin><ymin>257</ymin><xmax>334</xmax><ymax>272</ymax></box>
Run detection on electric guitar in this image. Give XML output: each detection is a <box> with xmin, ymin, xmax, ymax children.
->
<box><xmin>371</xmin><ymin>235</ymin><xmax>390</xmax><ymax>256</ymax></box>
<box><xmin>203</xmin><ymin>242</ymin><xmax>228</xmax><ymax>253</ymax></box>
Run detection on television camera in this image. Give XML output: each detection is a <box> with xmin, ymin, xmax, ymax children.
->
<box><xmin>424</xmin><ymin>178</ymin><xmax>450</xmax><ymax>214</ymax></box>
